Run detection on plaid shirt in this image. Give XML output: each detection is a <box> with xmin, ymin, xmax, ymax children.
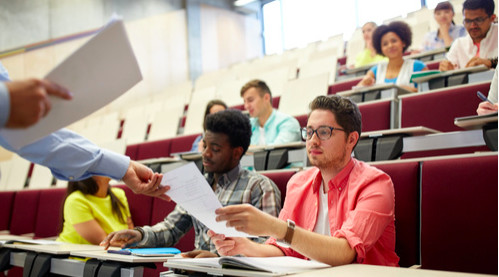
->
<box><xmin>137</xmin><ymin>164</ymin><xmax>281</xmax><ymax>253</ymax></box>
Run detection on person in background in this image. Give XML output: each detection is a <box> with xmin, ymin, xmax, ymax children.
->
<box><xmin>57</xmin><ymin>176</ymin><xmax>133</xmax><ymax>245</ymax></box>
<box><xmin>101</xmin><ymin>110</ymin><xmax>281</xmax><ymax>257</ymax></box>
<box><xmin>354</xmin><ymin>22</ymin><xmax>388</xmax><ymax>68</ymax></box>
<box><xmin>240</xmin><ymin>80</ymin><xmax>300</xmax><ymax>146</ymax></box>
<box><xmin>191</xmin><ymin>100</ymin><xmax>227</xmax><ymax>152</ymax></box>
<box><xmin>439</xmin><ymin>0</ymin><xmax>497</xmax><ymax>71</ymax></box>
<box><xmin>208</xmin><ymin>95</ymin><xmax>399</xmax><ymax>266</ymax></box>
<box><xmin>357</xmin><ymin>21</ymin><xmax>428</xmax><ymax>92</ymax></box>
<box><xmin>477</xmin><ymin>67</ymin><xmax>498</xmax><ymax>115</ymax></box>
<box><xmin>0</xmin><ymin>61</ymin><xmax>166</xmax><ymax>199</ymax></box>
<box><xmin>421</xmin><ymin>1</ymin><xmax>467</xmax><ymax>52</ymax></box>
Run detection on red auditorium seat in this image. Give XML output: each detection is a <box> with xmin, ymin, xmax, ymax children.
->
<box><xmin>328</xmin><ymin>77</ymin><xmax>363</xmax><ymax>95</ymax></box>
<box><xmin>136</xmin><ymin>139</ymin><xmax>172</xmax><ymax>160</ymax></box>
<box><xmin>150</xmin><ymin>197</ymin><xmax>195</xmax><ymax>252</ymax></box>
<box><xmin>272</xmin><ymin>96</ymin><xmax>280</xmax><ymax>109</ymax></box>
<box><xmin>34</xmin><ymin>188</ymin><xmax>66</xmax><ymax>238</ymax></box>
<box><xmin>0</xmin><ymin>191</ymin><xmax>15</xmax><ymax>231</ymax></box>
<box><xmin>374</xmin><ymin>162</ymin><xmax>420</xmax><ymax>267</ymax></box>
<box><xmin>421</xmin><ymin>155</ymin><xmax>497</xmax><ymax>274</ymax></box>
<box><xmin>170</xmin><ymin>134</ymin><xmax>201</xmax><ymax>154</ymax></box>
<box><xmin>115</xmin><ymin>185</ymin><xmax>153</xmax><ymax>227</ymax></box>
<box><xmin>425</xmin><ymin>60</ymin><xmax>440</xmax><ymax>70</ymax></box>
<box><xmin>261</xmin><ymin>170</ymin><xmax>297</xmax><ymax>207</ymax></box>
<box><xmin>125</xmin><ymin>144</ymin><xmax>139</xmax><ymax>160</ymax></box>
<box><xmin>9</xmin><ymin>190</ymin><xmax>41</xmax><ymax>235</ymax></box>
<box><xmin>358</xmin><ymin>100</ymin><xmax>391</xmax><ymax>132</ymax></box>
<box><xmin>295</xmin><ymin>114</ymin><xmax>307</xmax><ymax>128</ymax></box>
<box><xmin>400</xmin><ymin>82</ymin><xmax>491</xmax><ymax>132</ymax></box>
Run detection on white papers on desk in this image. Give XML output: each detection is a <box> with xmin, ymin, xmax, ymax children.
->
<box><xmin>160</xmin><ymin>162</ymin><xmax>251</xmax><ymax>237</ymax></box>
<box><xmin>164</xmin><ymin>256</ymin><xmax>331</xmax><ymax>274</ymax></box>
<box><xmin>0</xmin><ymin>18</ymin><xmax>142</xmax><ymax>149</ymax></box>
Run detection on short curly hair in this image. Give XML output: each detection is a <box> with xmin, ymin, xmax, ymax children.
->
<box><xmin>205</xmin><ymin>109</ymin><xmax>251</xmax><ymax>157</ymax></box>
<box><xmin>372</xmin><ymin>21</ymin><xmax>412</xmax><ymax>56</ymax></box>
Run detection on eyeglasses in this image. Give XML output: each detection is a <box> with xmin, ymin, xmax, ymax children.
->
<box><xmin>301</xmin><ymin>126</ymin><xmax>345</xmax><ymax>141</ymax></box>
<box><xmin>463</xmin><ymin>16</ymin><xmax>489</xmax><ymax>26</ymax></box>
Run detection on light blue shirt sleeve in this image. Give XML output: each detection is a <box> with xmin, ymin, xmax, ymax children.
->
<box><xmin>0</xmin><ymin>61</ymin><xmax>130</xmax><ymax>181</ymax></box>
<box><xmin>0</xmin><ymin>128</ymin><xmax>130</xmax><ymax>181</ymax></box>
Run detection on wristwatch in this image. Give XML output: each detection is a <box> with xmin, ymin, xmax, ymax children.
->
<box><xmin>276</xmin><ymin>219</ymin><xmax>295</xmax><ymax>248</ymax></box>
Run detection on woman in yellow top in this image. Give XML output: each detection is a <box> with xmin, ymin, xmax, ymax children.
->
<box><xmin>354</xmin><ymin>22</ymin><xmax>387</xmax><ymax>68</ymax></box>
<box><xmin>57</xmin><ymin>176</ymin><xmax>133</xmax><ymax>245</ymax></box>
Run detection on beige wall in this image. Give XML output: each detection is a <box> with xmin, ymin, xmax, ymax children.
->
<box><xmin>0</xmin><ymin>7</ymin><xmax>263</xmax><ymax>115</ymax></box>
<box><xmin>200</xmin><ymin>4</ymin><xmax>262</xmax><ymax>73</ymax></box>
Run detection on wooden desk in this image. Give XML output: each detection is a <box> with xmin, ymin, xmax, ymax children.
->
<box><xmin>292</xmin><ymin>264</ymin><xmax>493</xmax><ymax>277</ymax></box>
<box><xmin>361</xmin><ymin>126</ymin><xmax>440</xmax><ymax>138</ymax></box>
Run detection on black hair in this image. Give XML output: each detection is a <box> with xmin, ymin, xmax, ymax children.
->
<box><xmin>205</xmin><ymin>109</ymin><xmax>251</xmax><ymax>157</ymax></box>
<box><xmin>372</xmin><ymin>21</ymin><xmax>412</xmax><ymax>56</ymax></box>
<box><xmin>463</xmin><ymin>0</ymin><xmax>495</xmax><ymax>16</ymax></box>
<box><xmin>202</xmin><ymin>99</ymin><xmax>227</xmax><ymax>130</ymax></box>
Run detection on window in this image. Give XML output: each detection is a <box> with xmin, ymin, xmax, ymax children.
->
<box><xmin>262</xmin><ymin>0</ymin><xmax>423</xmax><ymax>55</ymax></box>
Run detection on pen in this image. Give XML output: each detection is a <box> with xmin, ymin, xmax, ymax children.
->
<box><xmin>477</xmin><ymin>91</ymin><xmax>494</xmax><ymax>104</ymax></box>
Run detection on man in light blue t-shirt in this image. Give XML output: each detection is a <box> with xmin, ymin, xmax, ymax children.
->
<box><xmin>240</xmin><ymin>79</ymin><xmax>301</xmax><ymax>146</ymax></box>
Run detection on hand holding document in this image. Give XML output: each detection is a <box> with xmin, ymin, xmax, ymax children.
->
<box><xmin>160</xmin><ymin>162</ymin><xmax>252</xmax><ymax>237</ymax></box>
<box><xmin>0</xmin><ymin>18</ymin><xmax>142</xmax><ymax>149</ymax></box>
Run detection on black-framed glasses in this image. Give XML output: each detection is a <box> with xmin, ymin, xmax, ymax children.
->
<box><xmin>301</xmin><ymin>126</ymin><xmax>346</xmax><ymax>141</ymax></box>
<box><xmin>463</xmin><ymin>16</ymin><xmax>489</xmax><ymax>26</ymax></box>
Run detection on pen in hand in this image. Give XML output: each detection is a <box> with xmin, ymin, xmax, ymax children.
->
<box><xmin>477</xmin><ymin>91</ymin><xmax>494</xmax><ymax>104</ymax></box>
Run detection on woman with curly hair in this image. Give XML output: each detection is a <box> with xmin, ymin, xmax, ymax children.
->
<box><xmin>357</xmin><ymin>21</ymin><xmax>428</xmax><ymax>92</ymax></box>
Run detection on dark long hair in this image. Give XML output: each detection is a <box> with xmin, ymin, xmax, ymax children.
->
<box><xmin>59</xmin><ymin>176</ymin><xmax>127</xmax><ymax>232</ymax></box>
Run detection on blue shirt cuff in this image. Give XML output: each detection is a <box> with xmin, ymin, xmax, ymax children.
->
<box><xmin>91</xmin><ymin>148</ymin><xmax>130</xmax><ymax>180</ymax></box>
<box><xmin>0</xmin><ymin>82</ymin><xmax>10</xmax><ymax>128</ymax></box>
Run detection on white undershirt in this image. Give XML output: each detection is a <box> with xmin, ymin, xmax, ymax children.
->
<box><xmin>313</xmin><ymin>181</ymin><xmax>331</xmax><ymax>236</ymax></box>
<box><xmin>258</xmin><ymin>126</ymin><xmax>266</xmax><ymax>145</ymax></box>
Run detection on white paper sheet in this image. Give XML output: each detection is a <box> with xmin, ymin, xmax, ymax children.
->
<box><xmin>0</xmin><ymin>18</ymin><xmax>142</xmax><ymax>149</ymax></box>
<box><xmin>160</xmin><ymin>162</ymin><xmax>251</xmax><ymax>237</ymax></box>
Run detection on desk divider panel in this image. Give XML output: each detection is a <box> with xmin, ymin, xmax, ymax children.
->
<box><xmin>420</xmin><ymin>155</ymin><xmax>498</xmax><ymax>274</ymax></box>
<box><xmin>34</xmin><ymin>188</ymin><xmax>66</xmax><ymax>239</ymax></box>
<box><xmin>0</xmin><ymin>191</ymin><xmax>15</xmax><ymax>231</ymax></box>
<box><xmin>9</xmin><ymin>190</ymin><xmax>41</xmax><ymax>236</ymax></box>
<box><xmin>116</xmin><ymin>185</ymin><xmax>154</xmax><ymax>228</ymax></box>
<box><xmin>401</xmin><ymin>82</ymin><xmax>491</xmax><ymax>132</ymax></box>
<box><xmin>373</xmin><ymin>162</ymin><xmax>420</xmax><ymax>268</ymax></box>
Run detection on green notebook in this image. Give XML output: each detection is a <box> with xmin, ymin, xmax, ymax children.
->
<box><xmin>410</xmin><ymin>70</ymin><xmax>441</xmax><ymax>82</ymax></box>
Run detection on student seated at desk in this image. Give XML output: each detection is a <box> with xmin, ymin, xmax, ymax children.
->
<box><xmin>357</xmin><ymin>21</ymin><xmax>428</xmax><ymax>92</ymax></box>
<box><xmin>439</xmin><ymin>0</ymin><xmax>497</xmax><ymax>71</ymax></box>
<box><xmin>100</xmin><ymin>110</ymin><xmax>281</xmax><ymax>257</ymax></box>
<box><xmin>57</xmin><ymin>176</ymin><xmax>133</xmax><ymax>245</ymax></box>
<box><xmin>420</xmin><ymin>1</ymin><xmax>466</xmax><ymax>52</ymax></box>
<box><xmin>241</xmin><ymin>80</ymin><xmax>301</xmax><ymax>146</ymax></box>
<box><xmin>209</xmin><ymin>95</ymin><xmax>400</xmax><ymax>267</ymax></box>
<box><xmin>191</xmin><ymin>99</ymin><xmax>227</xmax><ymax>152</ymax></box>
<box><xmin>354</xmin><ymin>22</ymin><xmax>387</xmax><ymax>68</ymax></box>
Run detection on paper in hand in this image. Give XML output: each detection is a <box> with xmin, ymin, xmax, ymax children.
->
<box><xmin>0</xmin><ymin>18</ymin><xmax>142</xmax><ymax>149</ymax></box>
<box><xmin>160</xmin><ymin>162</ymin><xmax>252</xmax><ymax>237</ymax></box>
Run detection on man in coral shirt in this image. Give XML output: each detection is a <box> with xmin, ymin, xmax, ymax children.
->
<box><xmin>209</xmin><ymin>95</ymin><xmax>399</xmax><ymax>267</ymax></box>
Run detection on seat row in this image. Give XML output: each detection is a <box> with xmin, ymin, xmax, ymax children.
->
<box><xmin>1</xmin><ymin>153</ymin><xmax>496</xmax><ymax>274</ymax></box>
<box><xmin>0</xmin><ymin>77</ymin><xmax>492</xmax><ymax>192</ymax></box>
